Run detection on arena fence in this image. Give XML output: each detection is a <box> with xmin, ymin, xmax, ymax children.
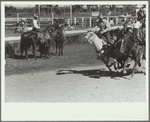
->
<box><xmin>5</xmin><ymin>16</ymin><xmax>132</xmax><ymax>27</ymax></box>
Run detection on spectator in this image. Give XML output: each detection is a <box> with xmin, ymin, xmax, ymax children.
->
<box><xmin>133</xmin><ymin>18</ymin><xmax>142</xmax><ymax>40</ymax></box>
<box><xmin>127</xmin><ymin>18</ymin><xmax>132</xmax><ymax>24</ymax></box>
<box><xmin>16</xmin><ymin>22</ymin><xmax>20</xmax><ymax>27</ymax></box>
<box><xmin>122</xmin><ymin>19</ymin><xmax>125</xmax><ymax>24</ymax></box>
<box><xmin>32</xmin><ymin>14</ymin><xmax>40</xmax><ymax>32</ymax></box>
<box><xmin>49</xmin><ymin>21</ymin><xmax>52</xmax><ymax>26</ymax></box>
<box><xmin>109</xmin><ymin>18</ymin><xmax>114</xmax><ymax>26</ymax></box>
<box><xmin>75</xmin><ymin>21</ymin><xmax>79</xmax><ymax>27</ymax></box>
<box><xmin>137</xmin><ymin>7</ymin><xmax>146</xmax><ymax>20</ymax></box>
<box><xmin>115</xmin><ymin>17</ymin><xmax>118</xmax><ymax>25</ymax></box>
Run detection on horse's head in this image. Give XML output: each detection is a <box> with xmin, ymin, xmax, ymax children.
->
<box><xmin>84</xmin><ymin>31</ymin><xmax>95</xmax><ymax>44</ymax></box>
<box><xmin>45</xmin><ymin>25</ymin><xmax>55</xmax><ymax>33</ymax></box>
<box><xmin>120</xmin><ymin>36</ymin><xmax>132</xmax><ymax>54</ymax></box>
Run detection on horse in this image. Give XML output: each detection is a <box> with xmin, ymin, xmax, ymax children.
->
<box><xmin>84</xmin><ymin>31</ymin><xmax>113</xmax><ymax>71</ymax></box>
<box><xmin>120</xmin><ymin>31</ymin><xmax>144</xmax><ymax>78</ymax></box>
<box><xmin>20</xmin><ymin>26</ymin><xmax>54</xmax><ymax>60</ymax></box>
<box><xmin>50</xmin><ymin>24</ymin><xmax>66</xmax><ymax>56</ymax></box>
<box><xmin>38</xmin><ymin>30</ymin><xmax>55</xmax><ymax>59</ymax></box>
<box><xmin>84</xmin><ymin>31</ymin><xmax>129</xmax><ymax>71</ymax></box>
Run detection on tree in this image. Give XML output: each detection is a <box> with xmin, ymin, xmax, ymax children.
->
<box><xmin>72</xmin><ymin>5</ymin><xmax>82</xmax><ymax>13</ymax></box>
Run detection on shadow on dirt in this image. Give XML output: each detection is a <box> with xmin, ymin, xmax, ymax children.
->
<box><xmin>12</xmin><ymin>53</ymin><xmax>56</xmax><ymax>60</ymax></box>
<box><xmin>56</xmin><ymin>69</ymin><xmax>137</xmax><ymax>79</ymax></box>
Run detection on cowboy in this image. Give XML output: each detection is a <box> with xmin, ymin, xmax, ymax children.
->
<box><xmin>32</xmin><ymin>14</ymin><xmax>40</xmax><ymax>32</ymax></box>
<box><xmin>137</xmin><ymin>7</ymin><xmax>146</xmax><ymax>21</ymax></box>
<box><xmin>93</xmin><ymin>13</ymin><xmax>111</xmax><ymax>46</ymax></box>
<box><xmin>133</xmin><ymin>17</ymin><xmax>142</xmax><ymax>40</ymax></box>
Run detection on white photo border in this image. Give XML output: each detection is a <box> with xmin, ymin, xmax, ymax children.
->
<box><xmin>1</xmin><ymin>1</ymin><xmax>149</xmax><ymax>121</ymax></box>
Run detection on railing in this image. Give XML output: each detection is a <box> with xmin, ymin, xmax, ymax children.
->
<box><xmin>5</xmin><ymin>16</ymin><xmax>128</xmax><ymax>28</ymax></box>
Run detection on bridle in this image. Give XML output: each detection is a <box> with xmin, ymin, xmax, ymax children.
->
<box><xmin>121</xmin><ymin>38</ymin><xmax>137</xmax><ymax>55</ymax></box>
<box><xmin>86</xmin><ymin>32</ymin><xmax>96</xmax><ymax>43</ymax></box>
<box><xmin>86</xmin><ymin>32</ymin><xmax>106</xmax><ymax>45</ymax></box>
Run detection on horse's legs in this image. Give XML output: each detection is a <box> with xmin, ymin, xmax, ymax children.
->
<box><xmin>58</xmin><ymin>43</ymin><xmax>61</xmax><ymax>56</ymax></box>
<box><xmin>44</xmin><ymin>49</ymin><xmax>47</xmax><ymax>60</ymax></box>
<box><xmin>130</xmin><ymin>49</ymin><xmax>143</xmax><ymax>78</ymax></box>
<box><xmin>61</xmin><ymin>42</ymin><xmax>64</xmax><ymax>56</ymax></box>
<box><xmin>49</xmin><ymin>42</ymin><xmax>51</xmax><ymax>57</ymax></box>
<box><xmin>99</xmin><ymin>55</ymin><xmax>112</xmax><ymax>71</ymax></box>
<box><xmin>46</xmin><ymin>46</ymin><xmax>51</xmax><ymax>60</ymax></box>
<box><xmin>39</xmin><ymin>45</ymin><xmax>42</xmax><ymax>58</ymax></box>
<box><xmin>56</xmin><ymin>42</ymin><xmax>58</xmax><ymax>55</ymax></box>
<box><xmin>32</xmin><ymin>44</ymin><xmax>37</xmax><ymax>60</ymax></box>
<box><xmin>112</xmin><ymin>59</ymin><xmax>117</xmax><ymax>70</ymax></box>
<box><xmin>25</xmin><ymin>47</ymin><xmax>29</xmax><ymax>60</ymax></box>
<box><xmin>20</xmin><ymin>44</ymin><xmax>24</xmax><ymax>59</ymax></box>
<box><xmin>122</xmin><ymin>60</ymin><xmax>128</xmax><ymax>74</ymax></box>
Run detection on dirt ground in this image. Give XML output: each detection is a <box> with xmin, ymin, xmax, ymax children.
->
<box><xmin>5</xmin><ymin>42</ymin><xmax>146</xmax><ymax>102</ymax></box>
<box><xmin>5</xmin><ymin>43</ymin><xmax>103</xmax><ymax>75</ymax></box>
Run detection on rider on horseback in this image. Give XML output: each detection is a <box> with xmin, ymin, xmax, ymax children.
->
<box><xmin>93</xmin><ymin>13</ymin><xmax>111</xmax><ymax>46</ymax></box>
<box><xmin>91</xmin><ymin>13</ymin><xmax>112</xmax><ymax>59</ymax></box>
<box><xmin>32</xmin><ymin>14</ymin><xmax>40</xmax><ymax>32</ymax></box>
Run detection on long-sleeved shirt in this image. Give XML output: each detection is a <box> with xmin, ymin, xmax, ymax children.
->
<box><xmin>33</xmin><ymin>19</ymin><xmax>40</xmax><ymax>29</ymax></box>
<box><xmin>133</xmin><ymin>21</ymin><xmax>142</xmax><ymax>29</ymax></box>
<box><xmin>92</xmin><ymin>19</ymin><xmax>111</xmax><ymax>33</ymax></box>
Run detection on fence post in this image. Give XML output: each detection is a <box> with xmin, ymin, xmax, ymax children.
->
<box><xmin>82</xmin><ymin>17</ymin><xmax>84</xmax><ymax>27</ymax></box>
<box><xmin>74</xmin><ymin>17</ymin><xmax>76</xmax><ymax>24</ymax></box>
<box><xmin>89</xmin><ymin>17</ymin><xmax>92</xmax><ymax>27</ymax></box>
<box><xmin>68</xmin><ymin>19</ymin><xmax>70</xmax><ymax>26</ymax></box>
<box><xmin>17</xmin><ymin>13</ymin><xmax>19</xmax><ymax>23</ymax></box>
<box><xmin>116</xmin><ymin>17</ymin><xmax>118</xmax><ymax>25</ymax></box>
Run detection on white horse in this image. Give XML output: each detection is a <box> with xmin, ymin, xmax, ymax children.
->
<box><xmin>84</xmin><ymin>31</ymin><xmax>113</xmax><ymax>71</ymax></box>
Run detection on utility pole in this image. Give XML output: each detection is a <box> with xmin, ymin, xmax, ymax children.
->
<box><xmin>17</xmin><ymin>13</ymin><xmax>19</xmax><ymax>23</ymax></box>
<box><xmin>51</xmin><ymin>7</ymin><xmax>54</xmax><ymax>25</ymax></box>
<box><xmin>38</xmin><ymin>5</ymin><xmax>40</xmax><ymax>27</ymax></box>
<box><xmin>70</xmin><ymin>5</ymin><xmax>72</xmax><ymax>25</ymax></box>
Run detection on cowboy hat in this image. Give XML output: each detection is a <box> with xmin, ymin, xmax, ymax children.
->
<box><xmin>97</xmin><ymin>13</ymin><xmax>103</xmax><ymax>19</ymax></box>
<box><xmin>34</xmin><ymin>14</ymin><xmax>38</xmax><ymax>19</ymax></box>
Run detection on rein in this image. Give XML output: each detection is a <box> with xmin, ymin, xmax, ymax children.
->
<box><xmin>122</xmin><ymin>42</ymin><xmax>137</xmax><ymax>55</ymax></box>
<box><xmin>86</xmin><ymin>33</ymin><xmax>96</xmax><ymax>42</ymax></box>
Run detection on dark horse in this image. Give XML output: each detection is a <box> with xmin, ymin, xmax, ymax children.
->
<box><xmin>20</xmin><ymin>26</ymin><xmax>53</xmax><ymax>60</ymax></box>
<box><xmin>97</xmin><ymin>28</ymin><xmax>129</xmax><ymax>71</ymax></box>
<box><xmin>102</xmin><ymin>43</ymin><xmax>129</xmax><ymax>71</ymax></box>
<box><xmin>38</xmin><ymin>29</ymin><xmax>55</xmax><ymax>59</ymax></box>
<box><xmin>120</xmin><ymin>31</ymin><xmax>144</xmax><ymax>79</ymax></box>
<box><xmin>50</xmin><ymin>23</ymin><xmax>66</xmax><ymax>56</ymax></box>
